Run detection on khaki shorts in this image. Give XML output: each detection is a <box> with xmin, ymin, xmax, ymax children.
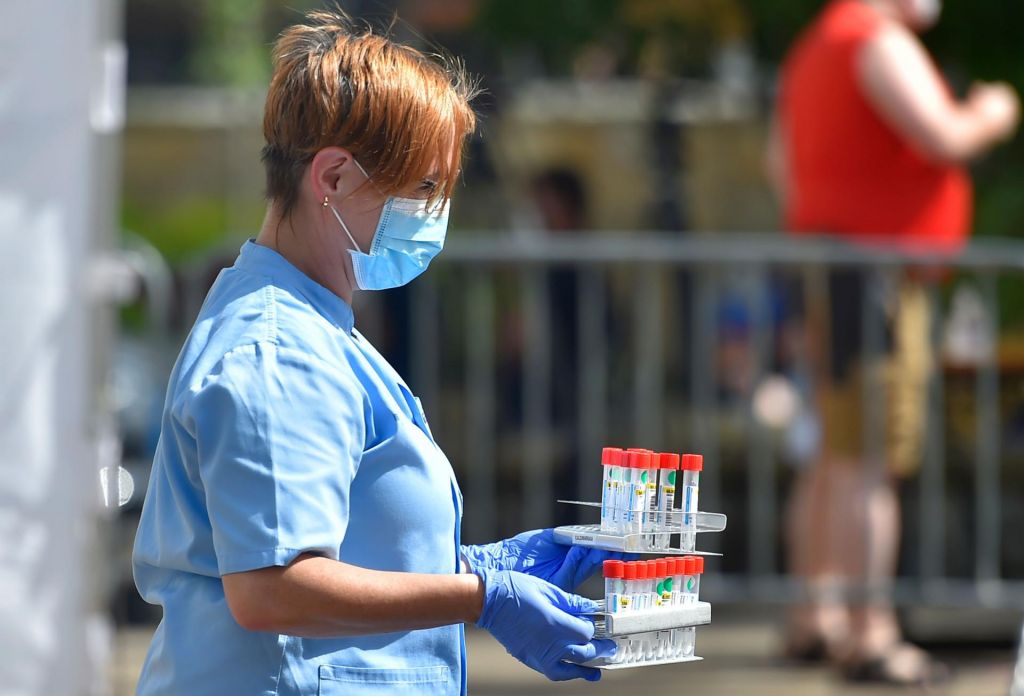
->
<box><xmin>819</xmin><ymin>278</ymin><xmax>932</xmax><ymax>478</ymax></box>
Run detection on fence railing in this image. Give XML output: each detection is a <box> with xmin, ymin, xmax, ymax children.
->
<box><xmin>401</xmin><ymin>232</ymin><xmax>1024</xmax><ymax>609</ymax></box>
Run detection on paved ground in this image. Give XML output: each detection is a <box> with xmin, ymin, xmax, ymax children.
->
<box><xmin>112</xmin><ymin>607</ymin><xmax>1016</xmax><ymax>695</ymax></box>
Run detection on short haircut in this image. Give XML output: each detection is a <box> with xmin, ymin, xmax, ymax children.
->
<box><xmin>261</xmin><ymin>10</ymin><xmax>478</xmax><ymax>216</ymax></box>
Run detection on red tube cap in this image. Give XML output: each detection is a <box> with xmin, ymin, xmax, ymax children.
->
<box><xmin>623</xmin><ymin>561</ymin><xmax>638</xmax><ymax>581</ymax></box>
<box><xmin>603</xmin><ymin>560</ymin><xmax>624</xmax><ymax>578</ymax></box>
<box><xmin>681</xmin><ymin>454</ymin><xmax>704</xmax><ymax>472</ymax></box>
<box><xmin>658</xmin><ymin>452</ymin><xmax>680</xmax><ymax>470</ymax></box>
<box><xmin>655</xmin><ymin>559</ymin><xmax>667</xmax><ymax>578</ymax></box>
<box><xmin>683</xmin><ymin>556</ymin><xmax>697</xmax><ymax>575</ymax></box>
<box><xmin>694</xmin><ymin>556</ymin><xmax>705</xmax><ymax>575</ymax></box>
<box><xmin>601</xmin><ymin>447</ymin><xmax>624</xmax><ymax>467</ymax></box>
<box><xmin>628</xmin><ymin>450</ymin><xmax>653</xmax><ymax>469</ymax></box>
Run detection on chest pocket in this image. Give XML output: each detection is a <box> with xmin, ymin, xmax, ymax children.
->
<box><xmin>318</xmin><ymin>664</ymin><xmax>451</xmax><ymax>695</ymax></box>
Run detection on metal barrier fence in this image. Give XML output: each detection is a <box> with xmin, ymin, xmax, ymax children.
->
<box><xmin>404</xmin><ymin>232</ymin><xmax>1024</xmax><ymax>609</ymax></box>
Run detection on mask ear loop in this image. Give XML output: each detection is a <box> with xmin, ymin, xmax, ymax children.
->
<box><xmin>325</xmin><ymin>194</ymin><xmax>363</xmax><ymax>254</ymax></box>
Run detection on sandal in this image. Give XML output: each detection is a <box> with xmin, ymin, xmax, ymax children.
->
<box><xmin>842</xmin><ymin>643</ymin><xmax>951</xmax><ymax>687</ymax></box>
<box><xmin>782</xmin><ymin>634</ymin><xmax>829</xmax><ymax>664</ymax></box>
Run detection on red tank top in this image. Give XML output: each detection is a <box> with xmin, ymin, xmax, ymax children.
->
<box><xmin>779</xmin><ymin>0</ymin><xmax>971</xmax><ymax>250</ymax></box>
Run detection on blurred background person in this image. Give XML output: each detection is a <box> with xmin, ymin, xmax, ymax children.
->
<box><xmin>768</xmin><ymin>0</ymin><xmax>1019</xmax><ymax>686</ymax></box>
<box><xmin>497</xmin><ymin>168</ymin><xmax>621</xmax><ymax>527</ymax></box>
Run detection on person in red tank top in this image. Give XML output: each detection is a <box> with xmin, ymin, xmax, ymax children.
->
<box><xmin>768</xmin><ymin>0</ymin><xmax>1019</xmax><ymax>687</ymax></box>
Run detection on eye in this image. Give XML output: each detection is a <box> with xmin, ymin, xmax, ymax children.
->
<box><xmin>418</xmin><ymin>179</ymin><xmax>438</xmax><ymax>194</ymax></box>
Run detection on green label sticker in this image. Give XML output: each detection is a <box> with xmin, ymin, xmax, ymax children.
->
<box><xmin>687</xmin><ymin>577</ymin><xmax>695</xmax><ymax>592</ymax></box>
<box><xmin>640</xmin><ymin>471</ymin><xmax>648</xmax><ymax>484</ymax></box>
<box><xmin>664</xmin><ymin>577</ymin><xmax>673</xmax><ymax>592</ymax></box>
<box><xmin>668</xmin><ymin>471</ymin><xmax>676</xmax><ymax>485</ymax></box>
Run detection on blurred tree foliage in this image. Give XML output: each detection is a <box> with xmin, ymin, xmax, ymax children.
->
<box><xmin>125</xmin><ymin>0</ymin><xmax>1023</xmax><ymax>240</ymax></box>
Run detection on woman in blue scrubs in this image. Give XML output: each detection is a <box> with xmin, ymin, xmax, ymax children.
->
<box><xmin>132</xmin><ymin>10</ymin><xmax>616</xmax><ymax>695</ymax></box>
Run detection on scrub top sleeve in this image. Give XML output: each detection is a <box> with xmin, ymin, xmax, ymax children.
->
<box><xmin>189</xmin><ymin>343</ymin><xmax>366</xmax><ymax>575</ymax></box>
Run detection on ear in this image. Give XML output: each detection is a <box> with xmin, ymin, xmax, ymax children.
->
<box><xmin>308</xmin><ymin>146</ymin><xmax>357</xmax><ymax>200</ymax></box>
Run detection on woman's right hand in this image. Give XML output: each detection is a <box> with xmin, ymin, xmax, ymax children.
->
<box><xmin>474</xmin><ymin>567</ymin><xmax>616</xmax><ymax>681</ymax></box>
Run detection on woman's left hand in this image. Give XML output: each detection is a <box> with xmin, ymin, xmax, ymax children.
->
<box><xmin>462</xmin><ymin>529</ymin><xmax>626</xmax><ymax>592</ymax></box>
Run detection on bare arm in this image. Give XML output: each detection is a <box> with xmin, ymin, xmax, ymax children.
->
<box><xmin>857</xmin><ymin>23</ymin><xmax>1019</xmax><ymax>163</ymax></box>
<box><xmin>223</xmin><ymin>554</ymin><xmax>484</xmax><ymax>638</ymax></box>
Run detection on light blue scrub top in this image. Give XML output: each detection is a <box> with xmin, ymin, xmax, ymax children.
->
<box><xmin>133</xmin><ymin>241</ymin><xmax>466</xmax><ymax>695</ymax></box>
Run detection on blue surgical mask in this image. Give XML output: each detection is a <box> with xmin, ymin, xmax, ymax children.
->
<box><xmin>327</xmin><ymin>161</ymin><xmax>449</xmax><ymax>291</ymax></box>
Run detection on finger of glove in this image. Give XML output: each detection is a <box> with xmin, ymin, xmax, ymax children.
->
<box><xmin>562</xmin><ymin>639</ymin><xmax>617</xmax><ymax>664</ymax></box>
<box><xmin>549</xmin><ymin>547</ymin><xmax>622</xmax><ymax>592</ymax></box>
<box><xmin>545</xmin><ymin>660</ymin><xmax>603</xmax><ymax>682</ymax></box>
<box><xmin>573</xmin><ymin>547</ymin><xmax>612</xmax><ymax>585</ymax></box>
<box><xmin>552</xmin><ymin>610</ymin><xmax>598</xmax><ymax>643</ymax></box>
<box><xmin>562</xmin><ymin>590</ymin><xmax>602</xmax><ymax>617</ymax></box>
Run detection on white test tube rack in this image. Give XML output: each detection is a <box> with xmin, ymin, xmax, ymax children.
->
<box><xmin>555</xmin><ymin>500</ymin><xmax>727</xmax><ymax>670</ymax></box>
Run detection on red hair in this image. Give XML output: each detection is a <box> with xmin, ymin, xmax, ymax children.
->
<box><xmin>262</xmin><ymin>10</ymin><xmax>478</xmax><ymax>214</ymax></box>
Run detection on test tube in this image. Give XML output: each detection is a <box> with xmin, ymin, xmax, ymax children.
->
<box><xmin>679</xmin><ymin>556</ymin><xmax>697</xmax><ymax>657</ymax></box>
<box><xmin>600</xmin><ymin>447</ymin><xmax>625</xmax><ymax>532</ymax></box>
<box><xmin>656</xmin><ymin>558</ymin><xmax>671</xmax><ymax>659</ymax></box>
<box><xmin>670</xmin><ymin>557</ymin><xmax>684</xmax><ymax>606</ymax></box>
<box><xmin>643</xmin><ymin>560</ymin><xmax>659</xmax><ymax>663</ymax></box>
<box><xmin>655</xmin><ymin>558</ymin><xmax>670</xmax><ymax>607</ymax></box>
<box><xmin>603</xmin><ymin>560</ymin><xmax>624</xmax><ymax>614</ymax></box>
<box><xmin>692</xmin><ymin>555</ymin><xmax>704</xmax><ymax>600</ymax></box>
<box><xmin>680</xmin><ymin>453</ymin><xmax>703</xmax><ymax>551</ymax></box>
<box><xmin>626</xmin><ymin>450</ymin><xmax>652</xmax><ymax>538</ymax></box>
<box><xmin>691</xmin><ymin>556</ymin><xmax>704</xmax><ymax>656</ymax></box>
<box><xmin>632</xmin><ymin>561</ymin><xmax>645</xmax><ymax>610</ymax></box>
<box><xmin>622</xmin><ymin>561</ymin><xmax>638</xmax><ymax>612</ymax></box>
<box><xmin>643</xmin><ymin>450</ymin><xmax>659</xmax><ymax>548</ymax></box>
<box><xmin>655</xmin><ymin>453</ymin><xmax>680</xmax><ymax>549</ymax></box>
<box><xmin>668</xmin><ymin>557</ymin><xmax>683</xmax><ymax>656</ymax></box>
<box><xmin>622</xmin><ymin>561</ymin><xmax>638</xmax><ymax>662</ymax></box>
<box><xmin>646</xmin><ymin>560</ymin><xmax>657</xmax><ymax>610</ymax></box>
<box><xmin>617</xmin><ymin>450</ymin><xmax>636</xmax><ymax>534</ymax></box>
<box><xmin>641</xmin><ymin>450</ymin><xmax>656</xmax><ymax>539</ymax></box>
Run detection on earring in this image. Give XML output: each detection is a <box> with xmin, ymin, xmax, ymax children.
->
<box><xmin>323</xmin><ymin>195</ymin><xmax>329</xmax><ymax>208</ymax></box>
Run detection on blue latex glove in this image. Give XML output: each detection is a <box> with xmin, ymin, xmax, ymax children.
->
<box><xmin>475</xmin><ymin>566</ymin><xmax>616</xmax><ymax>681</ymax></box>
<box><xmin>463</xmin><ymin>528</ymin><xmax>625</xmax><ymax>592</ymax></box>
